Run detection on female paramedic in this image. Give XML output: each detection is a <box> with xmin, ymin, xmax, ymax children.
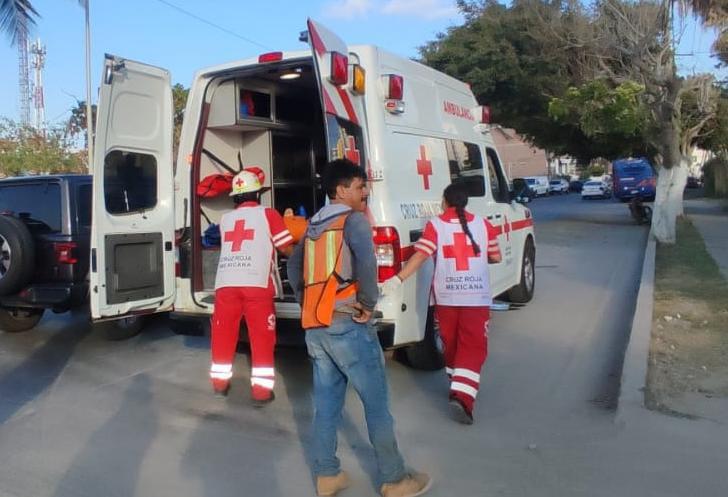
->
<box><xmin>382</xmin><ymin>182</ymin><xmax>501</xmax><ymax>424</ymax></box>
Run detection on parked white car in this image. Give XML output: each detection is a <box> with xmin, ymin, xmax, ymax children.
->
<box><xmin>549</xmin><ymin>178</ymin><xmax>569</xmax><ymax>194</ymax></box>
<box><xmin>581</xmin><ymin>180</ymin><xmax>609</xmax><ymax>199</ymax></box>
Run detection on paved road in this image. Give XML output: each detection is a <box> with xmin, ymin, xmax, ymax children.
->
<box><xmin>1</xmin><ymin>194</ymin><xmax>726</xmax><ymax>497</ymax></box>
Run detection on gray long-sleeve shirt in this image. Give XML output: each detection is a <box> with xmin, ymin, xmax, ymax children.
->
<box><xmin>287</xmin><ymin>204</ymin><xmax>378</xmax><ymax>311</ymax></box>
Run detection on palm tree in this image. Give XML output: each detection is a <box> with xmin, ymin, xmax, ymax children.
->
<box><xmin>2</xmin><ymin>1</ymin><xmax>89</xmax><ymax>44</ymax></box>
<box><xmin>0</xmin><ymin>0</ymin><xmax>38</xmax><ymax>44</ymax></box>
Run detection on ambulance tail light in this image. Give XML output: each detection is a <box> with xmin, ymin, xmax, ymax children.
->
<box><xmin>479</xmin><ymin>105</ymin><xmax>491</xmax><ymax>124</ymax></box>
<box><xmin>258</xmin><ymin>52</ymin><xmax>283</xmax><ymax>63</ymax></box>
<box><xmin>330</xmin><ymin>52</ymin><xmax>348</xmax><ymax>86</ymax></box>
<box><xmin>373</xmin><ymin>227</ymin><xmax>402</xmax><ymax>282</ymax></box>
<box><xmin>386</xmin><ymin>74</ymin><xmax>404</xmax><ymax>100</ymax></box>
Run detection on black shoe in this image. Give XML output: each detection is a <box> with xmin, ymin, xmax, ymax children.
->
<box><xmin>252</xmin><ymin>391</ymin><xmax>275</xmax><ymax>408</ymax></box>
<box><xmin>213</xmin><ymin>383</ymin><xmax>230</xmax><ymax>397</ymax></box>
<box><xmin>449</xmin><ymin>397</ymin><xmax>473</xmax><ymax>425</ymax></box>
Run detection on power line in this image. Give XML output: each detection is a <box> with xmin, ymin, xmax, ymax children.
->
<box><xmin>151</xmin><ymin>0</ymin><xmax>271</xmax><ymax>50</ymax></box>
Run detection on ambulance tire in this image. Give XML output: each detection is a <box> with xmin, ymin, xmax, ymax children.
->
<box><xmin>0</xmin><ymin>307</ymin><xmax>44</xmax><ymax>332</ymax></box>
<box><xmin>0</xmin><ymin>216</ymin><xmax>35</xmax><ymax>297</ymax></box>
<box><xmin>98</xmin><ymin>315</ymin><xmax>147</xmax><ymax>341</ymax></box>
<box><xmin>507</xmin><ymin>238</ymin><xmax>535</xmax><ymax>304</ymax></box>
<box><xmin>399</xmin><ymin>307</ymin><xmax>445</xmax><ymax>371</ymax></box>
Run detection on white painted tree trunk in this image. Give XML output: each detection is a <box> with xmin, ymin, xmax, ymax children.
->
<box><xmin>651</xmin><ymin>160</ymin><xmax>688</xmax><ymax>244</ymax></box>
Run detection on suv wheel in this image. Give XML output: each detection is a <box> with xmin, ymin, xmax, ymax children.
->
<box><xmin>0</xmin><ymin>307</ymin><xmax>44</xmax><ymax>332</ymax></box>
<box><xmin>0</xmin><ymin>216</ymin><xmax>35</xmax><ymax>296</ymax></box>
<box><xmin>398</xmin><ymin>307</ymin><xmax>445</xmax><ymax>371</ymax></box>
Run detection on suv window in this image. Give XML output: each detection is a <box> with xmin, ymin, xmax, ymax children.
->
<box><xmin>104</xmin><ymin>150</ymin><xmax>157</xmax><ymax>215</ymax></box>
<box><xmin>447</xmin><ymin>140</ymin><xmax>485</xmax><ymax>197</ymax></box>
<box><xmin>0</xmin><ymin>183</ymin><xmax>62</xmax><ymax>232</ymax></box>
<box><xmin>77</xmin><ymin>183</ymin><xmax>92</xmax><ymax>228</ymax></box>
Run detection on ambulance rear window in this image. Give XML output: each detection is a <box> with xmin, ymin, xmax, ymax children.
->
<box><xmin>447</xmin><ymin>140</ymin><xmax>485</xmax><ymax>197</ymax></box>
<box><xmin>103</xmin><ymin>150</ymin><xmax>158</xmax><ymax>215</ymax></box>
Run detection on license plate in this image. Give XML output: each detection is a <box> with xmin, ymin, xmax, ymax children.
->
<box><xmin>630</xmin><ymin>189</ymin><xmax>639</xmax><ymax>194</ymax></box>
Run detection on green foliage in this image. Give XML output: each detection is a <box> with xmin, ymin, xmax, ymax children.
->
<box><xmin>586</xmin><ymin>164</ymin><xmax>606</xmax><ymax>177</ymax></box>
<box><xmin>172</xmin><ymin>83</ymin><xmax>189</xmax><ymax>157</ymax></box>
<box><xmin>66</xmin><ymin>100</ymin><xmax>97</xmax><ymax>150</ymax></box>
<box><xmin>419</xmin><ymin>0</ymin><xmax>655</xmax><ymax>163</ymax></box>
<box><xmin>549</xmin><ymin>80</ymin><xmax>649</xmax><ymax>137</ymax></box>
<box><xmin>693</xmin><ymin>92</ymin><xmax>728</xmax><ymax>156</ymax></box>
<box><xmin>0</xmin><ymin>119</ymin><xmax>85</xmax><ymax>176</ymax></box>
<box><xmin>703</xmin><ymin>156</ymin><xmax>728</xmax><ymax>197</ymax></box>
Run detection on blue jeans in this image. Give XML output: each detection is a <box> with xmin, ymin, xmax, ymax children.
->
<box><xmin>305</xmin><ymin>317</ymin><xmax>406</xmax><ymax>485</ymax></box>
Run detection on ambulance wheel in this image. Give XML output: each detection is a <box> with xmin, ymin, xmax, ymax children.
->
<box><xmin>98</xmin><ymin>315</ymin><xmax>146</xmax><ymax>341</ymax></box>
<box><xmin>399</xmin><ymin>307</ymin><xmax>444</xmax><ymax>371</ymax></box>
<box><xmin>0</xmin><ymin>307</ymin><xmax>44</xmax><ymax>332</ymax></box>
<box><xmin>507</xmin><ymin>238</ymin><xmax>535</xmax><ymax>303</ymax></box>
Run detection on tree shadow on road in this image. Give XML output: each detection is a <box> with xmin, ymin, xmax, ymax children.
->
<box><xmin>50</xmin><ymin>374</ymin><xmax>157</xmax><ymax>497</ymax></box>
<box><xmin>277</xmin><ymin>345</ymin><xmax>381</xmax><ymax>493</ymax></box>
<box><xmin>0</xmin><ymin>315</ymin><xmax>91</xmax><ymax>425</ymax></box>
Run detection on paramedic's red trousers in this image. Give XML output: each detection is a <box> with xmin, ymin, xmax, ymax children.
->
<box><xmin>210</xmin><ymin>286</ymin><xmax>276</xmax><ymax>399</ymax></box>
<box><xmin>434</xmin><ymin>305</ymin><xmax>490</xmax><ymax>412</ymax></box>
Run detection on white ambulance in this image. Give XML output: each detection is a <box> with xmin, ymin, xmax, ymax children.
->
<box><xmin>89</xmin><ymin>19</ymin><xmax>535</xmax><ymax>369</ymax></box>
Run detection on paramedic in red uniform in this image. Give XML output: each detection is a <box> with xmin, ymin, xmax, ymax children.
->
<box><xmin>383</xmin><ymin>182</ymin><xmax>501</xmax><ymax>424</ymax></box>
<box><xmin>209</xmin><ymin>168</ymin><xmax>294</xmax><ymax>404</ymax></box>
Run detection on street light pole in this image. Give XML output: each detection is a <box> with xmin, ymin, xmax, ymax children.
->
<box><xmin>84</xmin><ymin>0</ymin><xmax>93</xmax><ymax>172</ymax></box>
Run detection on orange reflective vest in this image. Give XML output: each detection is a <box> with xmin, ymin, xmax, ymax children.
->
<box><xmin>301</xmin><ymin>213</ymin><xmax>358</xmax><ymax>329</ymax></box>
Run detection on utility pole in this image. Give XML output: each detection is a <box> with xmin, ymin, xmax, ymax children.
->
<box><xmin>84</xmin><ymin>0</ymin><xmax>94</xmax><ymax>172</ymax></box>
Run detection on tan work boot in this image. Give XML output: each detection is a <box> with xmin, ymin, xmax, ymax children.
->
<box><xmin>380</xmin><ymin>472</ymin><xmax>432</xmax><ymax>497</ymax></box>
<box><xmin>316</xmin><ymin>470</ymin><xmax>350</xmax><ymax>496</ymax></box>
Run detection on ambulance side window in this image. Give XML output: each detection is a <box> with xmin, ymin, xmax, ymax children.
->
<box><xmin>486</xmin><ymin>148</ymin><xmax>509</xmax><ymax>203</ymax></box>
<box><xmin>104</xmin><ymin>150</ymin><xmax>158</xmax><ymax>215</ymax></box>
<box><xmin>447</xmin><ymin>140</ymin><xmax>485</xmax><ymax>197</ymax></box>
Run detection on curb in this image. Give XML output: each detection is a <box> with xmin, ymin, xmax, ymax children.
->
<box><xmin>615</xmin><ymin>237</ymin><xmax>656</xmax><ymax>424</ymax></box>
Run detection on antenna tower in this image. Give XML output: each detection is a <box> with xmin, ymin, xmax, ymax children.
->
<box><xmin>30</xmin><ymin>38</ymin><xmax>47</xmax><ymax>130</ymax></box>
<box><xmin>17</xmin><ymin>18</ymin><xmax>31</xmax><ymax>126</ymax></box>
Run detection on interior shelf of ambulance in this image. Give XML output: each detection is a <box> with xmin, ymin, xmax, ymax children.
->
<box><xmin>195</xmin><ymin>62</ymin><xmax>327</xmax><ymax>298</ymax></box>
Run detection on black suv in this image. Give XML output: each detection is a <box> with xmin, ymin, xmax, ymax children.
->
<box><xmin>0</xmin><ymin>175</ymin><xmax>92</xmax><ymax>332</ymax></box>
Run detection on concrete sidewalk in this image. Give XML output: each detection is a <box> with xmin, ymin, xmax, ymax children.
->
<box><xmin>685</xmin><ymin>198</ymin><xmax>728</xmax><ymax>280</ymax></box>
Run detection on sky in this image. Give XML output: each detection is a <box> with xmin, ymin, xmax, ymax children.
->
<box><xmin>0</xmin><ymin>0</ymin><xmax>724</xmax><ymax>127</ymax></box>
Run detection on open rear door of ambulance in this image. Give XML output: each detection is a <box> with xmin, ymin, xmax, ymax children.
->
<box><xmin>306</xmin><ymin>19</ymin><xmax>369</xmax><ymax>169</ymax></box>
<box><xmin>89</xmin><ymin>55</ymin><xmax>175</xmax><ymax>321</ymax></box>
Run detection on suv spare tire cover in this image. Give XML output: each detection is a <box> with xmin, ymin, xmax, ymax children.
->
<box><xmin>0</xmin><ymin>215</ymin><xmax>36</xmax><ymax>296</ymax></box>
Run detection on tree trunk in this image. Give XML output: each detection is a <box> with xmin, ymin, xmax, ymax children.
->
<box><xmin>651</xmin><ymin>160</ymin><xmax>687</xmax><ymax>244</ymax></box>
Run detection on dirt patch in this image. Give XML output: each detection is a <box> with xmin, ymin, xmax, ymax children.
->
<box><xmin>645</xmin><ymin>218</ymin><xmax>728</xmax><ymax>422</ymax></box>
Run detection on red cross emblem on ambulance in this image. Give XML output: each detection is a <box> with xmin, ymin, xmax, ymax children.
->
<box><xmin>443</xmin><ymin>232</ymin><xmax>477</xmax><ymax>271</ymax></box>
<box><xmin>224</xmin><ymin>220</ymin><xmax>255</xmax><ymax>252</ymax></box>
<box><xmin>344</xmin><ymin>135</ymin><xmax>360</xmax><ymax>165</ymax></box>
<box><xmin>503</xmin><ymin>214</ymin><xmax>511</xmax><ymax>241</ymax></box>
<box><xmin>416</xmin><ymin>145</ymin><xmax>432</xmax><ymax>190</ymax></box>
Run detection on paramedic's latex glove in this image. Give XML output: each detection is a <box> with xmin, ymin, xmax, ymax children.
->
<box><xmin>380</xmin><ymin>275</ymin><xmax>402</xmax><ymax>298</ymax></box>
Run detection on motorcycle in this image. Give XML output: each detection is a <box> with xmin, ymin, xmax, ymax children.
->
<box><xmin>629</xmin><ymin>197</ymin><xmax>652</xmax><ymax>225</ymax></box>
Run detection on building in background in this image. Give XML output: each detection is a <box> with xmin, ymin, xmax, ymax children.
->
<box><xmin>548</xmin><ymin>156</ymin><xmax>578</xmax><ymax>179</ymax></box>
<box><xmin>491</xmin><ymin>127</ymin><xmax>548</xmax><ymax>179</ymax></box>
